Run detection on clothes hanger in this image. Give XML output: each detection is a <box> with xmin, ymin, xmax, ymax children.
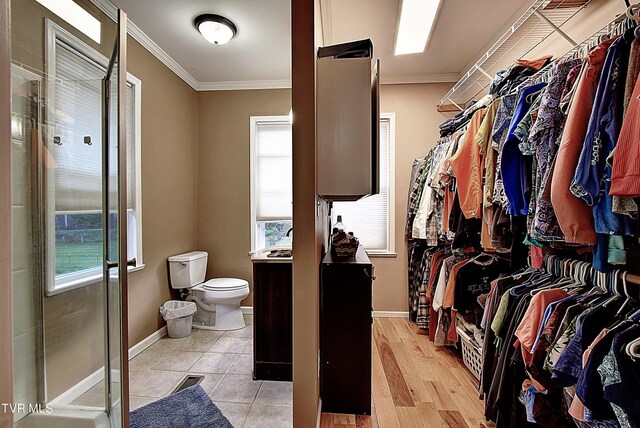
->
<box><xmin>626</xmin><ymin>2</ymin><xmax>640</xmax><ymax>23</ymax></box>
<box><xmin>615</xmin><ymin>272</ymin><xmax>637</xmax><ymax>316</ymax></box>
<box><xmin>626</xmin><ymin>337</ymin><xmax>640</xmax><ymax>359</ymax></box>
<box><xmin>602</xmin><ymin>269</ymin><xmax>624</xmax><ymax>308</ymax></box>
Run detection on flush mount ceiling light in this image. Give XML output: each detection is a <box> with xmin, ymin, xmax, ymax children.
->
<box><xmin>394</xmin><ymin>0</ymin><xmax>442</xmax><ymax>55</ymax></box>
<box><xmin>194</xmin><ymin>14</ymin><xmax>238</xmax><ymax>45</ymax></box>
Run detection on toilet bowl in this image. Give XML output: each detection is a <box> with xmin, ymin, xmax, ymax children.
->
<box><xmin>168</xmin><ymin>251</ymin><xmax>249</xmax><ymax>331</ymax></box>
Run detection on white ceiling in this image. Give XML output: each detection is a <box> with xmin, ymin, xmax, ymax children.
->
<box><xmin>109</xmin><ymin>0</ymin><xmax>533</xmax><ymax>90</ymax></box>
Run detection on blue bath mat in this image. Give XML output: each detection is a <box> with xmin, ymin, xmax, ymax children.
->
<box><xmin>130</xmin><ymin>385</ymin><xmax>233</xmax><ymax>428</ymax></box>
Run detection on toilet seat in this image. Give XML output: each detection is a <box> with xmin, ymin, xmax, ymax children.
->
<box><xmin>201</xmin><ymin>278</ymin><xmax>248</xmax><ymax>292</ymax></box>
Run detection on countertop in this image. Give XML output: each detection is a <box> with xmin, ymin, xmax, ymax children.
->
<box><xmin>250</xmin><ymin>247</ymin><xmax>293</xmax><ymax>263</ymax></box>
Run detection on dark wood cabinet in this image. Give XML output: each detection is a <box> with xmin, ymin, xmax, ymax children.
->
<box><xmin>320</xmin><ymin>246</ymin><xmax>373</xmax><ymax>415</ymax></box>
<box><xmin>252</xmin><ymin>262</ymin><xmax>292</xmax><ymax>381</ymax></box>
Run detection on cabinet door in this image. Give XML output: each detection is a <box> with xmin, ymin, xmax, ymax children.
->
<box><xmin>253</xmin><ymin>263</ymin><xmax>292</xmax><ymax>381</ymax></box>
<box><xmin>321</xmin><ymin>263</ymin><xmax>372</xmax><ymax>415</ymax></box>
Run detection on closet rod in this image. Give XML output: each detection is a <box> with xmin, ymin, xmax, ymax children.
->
<box><xmin>545</xmin><ymin>255</ymin><xmax>640</xmax><ymax>286</ymax></box>
<box><xmin>438</xmin><ymin>0</ymin><xmax>592</xmax><ymax>109</ymax></box>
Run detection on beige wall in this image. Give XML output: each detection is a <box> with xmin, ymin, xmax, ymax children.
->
<box><xmin>373</xmin><ymin>83</ymin><xmax>451</xmax><ymax>312</ymax></box>
<box><xmin>126</xmin><ymin>36</ymin><xmax>198</xmax><ymax>348</ymax></box>
<box><xmin>196</xmin><ymin>89</ymin><xmax>291</xmax><ymax>305</ymax></box>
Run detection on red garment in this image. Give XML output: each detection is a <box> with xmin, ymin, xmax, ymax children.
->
<box><xmin>611</xmin><ymin>66</ymin><xmax>640</xmax><ymax>197</ymax></box>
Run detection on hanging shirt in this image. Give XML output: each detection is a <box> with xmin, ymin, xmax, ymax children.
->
<box><xmin>570</xmin><ymin>35</ymin><xmax>636</xmax><ymax>236</ymax></box>
<box><xmin>491</xmin><ymin>94</ymin><xmax>518</xmax><ymax>208</ymax></box>
<box><xmin>611</xmin><ymin>46</ymin><xmax>640</xmax><ymax>197</ymax></box>
<box><xmin>448</xmin><ymin>108</ymin><xmax>487</xmax><ymax>219</ymax></box>
<box><xmin>529</xmin><ymin>59</ymin><xmax>583</xmax><ymax>242</ymax></box>
<box><xmin>500</xmin><ymin>82</ymin><xmax>547</xmax><ymax>216</ymax></box>
<box><xmin>514</xmin><ymin>288</ymin><xmax>569</xmax><ymax>365</ymax></box>
<box><xmin>551</xmin><ymin>37</ymin><xmax>617</xmax><ymax>245</ymax></box>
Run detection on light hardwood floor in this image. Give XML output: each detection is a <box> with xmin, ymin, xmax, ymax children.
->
<box><xmin>320</xmin><ymin>318</ymin><xmax>495</xmax><ymax>428</ymax></box>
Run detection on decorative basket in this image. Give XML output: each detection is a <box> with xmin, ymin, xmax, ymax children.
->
<box><xmin>331</xmin><ymin>241</ymin><xmax>358</xmax><ymax>258</ymax></box>
<box><xmin>456</xmin><ymin>326</ymin><xmax>483</xmax><ymax>381</ymax></box>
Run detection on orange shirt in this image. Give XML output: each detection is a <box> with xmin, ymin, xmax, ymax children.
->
<box><xmin>514</xmin><ymin>289</ymin><xmax>569</xmax><ymax>366</ymax></box>
<box><xmin>443</xmin><ymin>260</ymin><xmax>469</xmax><ymax>309</ymax></box>
<box><xmin>448</xmin><ymin>109</ymin><xmax>487</xmax><ymax>219</ymax></box>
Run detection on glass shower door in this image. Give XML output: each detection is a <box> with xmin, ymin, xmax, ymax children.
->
<box><xmin>9</xmin><ymin>3</ymin><xmax>130</xmax><ymax>427</ymax></box>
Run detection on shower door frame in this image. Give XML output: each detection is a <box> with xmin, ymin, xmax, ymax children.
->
<box><xmin>0</xmin><ymin>0</ymin><xmax>14</xmax><ymax>422</ymax></box>
<box><xmin>103</xmin><ymin>9</ymin><xmax>131</xmax><ymax>426</ymax></box>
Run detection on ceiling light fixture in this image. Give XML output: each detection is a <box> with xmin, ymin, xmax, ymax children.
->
<box><xmin>194</xmin><ymin>14</ymin><xmax>238</xmax><ymax>45</ymax></box>
<box><xmin>394</xmin><ymin>0</ymin><xmax>442</xmax><ymax>56</ymax></box>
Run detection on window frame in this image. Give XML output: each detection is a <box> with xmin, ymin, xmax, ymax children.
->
<box><xmin>249</xmin><ymin>115</ymin><xmax>292</xmax><ymax>253</ymax></box>
<box><xmin>331</xmin><ymin>113</ymin><xmax>396</xmax><ymax>256</ymax></box>
<box><xmin>44</xmin><ymin>19</ymin><xmax>144</xmax><ymax>296</ymax></box>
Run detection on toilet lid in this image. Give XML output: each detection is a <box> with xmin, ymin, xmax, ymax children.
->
<box><xmin>202</xmin><ymin>278</ymin><xmax>248</xmax><ymax>291</ymax></box>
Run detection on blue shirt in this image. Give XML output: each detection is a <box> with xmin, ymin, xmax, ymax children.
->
<box><xmin>500</xmin><ymin>82</ymin><xmax>547</xmax><ymax>216</ymax></box>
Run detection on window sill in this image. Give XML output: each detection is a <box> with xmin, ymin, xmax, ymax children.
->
<box><xmin>366</xmin><ymin>252</ymin><xmax>397</xmax><ymax>258</ymax></box>
<box><xmin>46</xmin><ymin>263</ymin><xmax>146</xmax><ymax>297</ymax></box>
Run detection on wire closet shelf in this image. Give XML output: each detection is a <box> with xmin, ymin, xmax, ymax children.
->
<box><xmin>438</xmin><ymin>0</ymin><xmax>592</xmax><ymax>110</ymax></box>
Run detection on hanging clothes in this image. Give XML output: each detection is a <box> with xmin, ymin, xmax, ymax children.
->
<box><xmin>551</xmin><ymin>37</ymin><xmax>617</xmax><ymax>245</ymax></box>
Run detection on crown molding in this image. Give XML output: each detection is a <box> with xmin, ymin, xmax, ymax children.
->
<box><xmin>196</xmin><ymin>79</ymin><xmax>292</xmax><ymax>91</ymax></box>
<box><xmin>91</xmin><ymin>0</ymin><xmax>458</xmax><ymax>92</ymax></box>
<box><xmin>90</xmin><ymin>0</ymin><xmax>198</xmax><ymax>89</ymax></box>
<box><xmin>381</xmin><ymin>72</ymin><xmax>460</xmax><ymax>85</ymax></box>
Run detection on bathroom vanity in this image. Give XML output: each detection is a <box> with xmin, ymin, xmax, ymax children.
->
<box><xmin>251</xmin><ymin>249</ymin><xmax>293</xmax><ymax>381</ymax></box>
<box><xmin>320</xmin><ymin>246</ymin><xmax>373</xmax><ymax>415</ymax></box>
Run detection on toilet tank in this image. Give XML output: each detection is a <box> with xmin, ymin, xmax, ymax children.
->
<box><xmin>168</xmin><ymin>251</ymin><xmax>208</xmax><ymax>289</ymax></box>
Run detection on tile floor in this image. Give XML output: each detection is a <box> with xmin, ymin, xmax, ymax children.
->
<box><xmin>73</xmin><ymin>315</ymin><xmax>292</xmax><ymax>428</ymax></box>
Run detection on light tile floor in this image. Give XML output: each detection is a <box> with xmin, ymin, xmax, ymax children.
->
<box><xmin>73</xmin><ymin>315</ymin><xmax>292</xmax><ymax>428</ymax></box>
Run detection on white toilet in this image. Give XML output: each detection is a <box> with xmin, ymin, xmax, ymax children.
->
<box><xmin>168</xmin><ymin>251</ymin><xmax>249</xmax><ymax>331</ymax></box>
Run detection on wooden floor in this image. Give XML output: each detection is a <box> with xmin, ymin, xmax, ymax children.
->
<box><xmin>320</xmin><ymin>318</ymin><xmax>495</xmax><ymax>428</ymax></box>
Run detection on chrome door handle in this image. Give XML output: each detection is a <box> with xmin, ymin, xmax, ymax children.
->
<box><xmin>106</xmin><ymin>258</ymin><xmax>136</xmax><ymax>269</ymax></box>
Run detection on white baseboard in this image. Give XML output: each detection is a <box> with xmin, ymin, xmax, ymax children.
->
<box><xmin>51</xmin><ymin>326</ymin><xmax>168</xmax><ymax>406</ymax></box>
<box><xmin>241</xmin><ymin>306</ymin><xmax>253</xmax><ymax>315</ymax></box>
<box><xmin>128</xmin><ymin>326</ymin><xmax>167</xmax><ymax>360</ymax></box>
<box><xmin>50</xmin><ymin>367</ymin><xmax>104</xmax><ymax>405</ymax></box>
<box><xmin>372</xmin><ymin>311</ymin><xmax>409</xmax><ymax>318</ymax></box>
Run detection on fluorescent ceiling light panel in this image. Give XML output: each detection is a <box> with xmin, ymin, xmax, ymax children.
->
<box><xmin>35</xmin><ymin>0</ymin><xmax>101</xmax><ymax>44</ymax></box>
<box><xmin>394</xmin><ymin>0</ymin><xmax>441</xmax><ymax>55</ymax></box>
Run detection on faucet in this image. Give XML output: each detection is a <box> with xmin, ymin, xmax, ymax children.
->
<box><xmin>286</xmin><ymin>227</ymin><xmax>293</xmax><ymax>237</ymax></box>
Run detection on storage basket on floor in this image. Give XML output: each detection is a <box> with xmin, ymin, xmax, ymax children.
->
<box><xmin>456</xmin><ymin>326</ymin><xmax>482</xmax><ymax>381</ymax></box>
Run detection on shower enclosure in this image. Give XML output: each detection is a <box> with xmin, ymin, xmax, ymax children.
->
<box><xmin>7</xmin><ymin>1</ymin><xmax>131</xmax><ymax>426</ymax></box>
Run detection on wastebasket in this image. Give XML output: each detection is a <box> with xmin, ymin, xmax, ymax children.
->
<box><xmin>160</xmin><ymin>300</ymin><xmax>197</xmax><ymax>338</ymax></box>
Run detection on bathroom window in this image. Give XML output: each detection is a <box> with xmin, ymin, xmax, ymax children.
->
<box><xmin>45</xmin><ymin>21</ymin><xmax>143</xmax><ymax>295</ymax></box>
<box><xmin>250</xmin><ymin>116</ymin><xmax>292</xmax><ymax>252</ymax></box>
<box><xmin>331</xmin><ymin>114</ymin><xmax>396</xmax><ymax>255</ymax></box>
<box><xmin>250</xmin><ymin>114</ymin><xmax>395</xmax><ymax>255</ymax></box>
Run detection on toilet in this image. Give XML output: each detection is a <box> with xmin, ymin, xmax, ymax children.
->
<box><xmin>168</xmin><ymin>251</ymin><xmax>249</xmax><ymax>331</ymax></box>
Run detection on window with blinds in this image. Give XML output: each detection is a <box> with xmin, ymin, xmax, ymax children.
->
<box><xmin>250</xmin><ymin>114</ymin><xmax>395</xmax><ymax>254</ymax></box>
<box><xmin>250</xmin><ymin>117</ymin><xmax>292</xmax><ymax>251</ymax></box>
<box><xmin>332</xmin><ymin>115</ymin><xmax>395</xmax><ymax>253</ymax></box>
<box><xmin>46</xmin><ymin>21</ymin><xmax>142</xmax><ymax>294</ymax></box>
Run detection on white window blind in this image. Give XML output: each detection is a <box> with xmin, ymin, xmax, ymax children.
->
<box><xmin>53</xmin><ymin>41</ymin><xmax>135</xmax><ymax>212</ymax></box>
<box><xmin>255</xmin><ymin>121</ymin><xmax>292</xmax><ymax>221</ymax></box>
<box><xmin>333</xmin><ymin>117</ymin><xmax>394</xmax><ymax>253</ymax></box>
